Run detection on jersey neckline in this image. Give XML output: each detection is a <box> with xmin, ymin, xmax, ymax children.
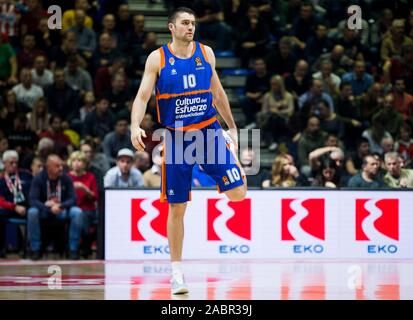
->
<box><xmin>167</xmin><ymin>41</ymin><xmax>197</xmax><ymax>60</ymax></box>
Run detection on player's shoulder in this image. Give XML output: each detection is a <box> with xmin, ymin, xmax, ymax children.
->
<box><xmin>145</xmin><ymin>47</ymin><xmax>163</xmax><ymax>71</ymax></box>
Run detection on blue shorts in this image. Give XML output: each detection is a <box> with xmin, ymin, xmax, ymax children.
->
<box><xmin>160</xmin><ymin>119</ymin><xmax>244</xmax><ymax>203</ymax></box>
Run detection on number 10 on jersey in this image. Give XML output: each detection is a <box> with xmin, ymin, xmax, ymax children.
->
<box><xmin>183</xmin><ymin>74</ymin><xmax>196</xmax><ymax>89</ymax></box>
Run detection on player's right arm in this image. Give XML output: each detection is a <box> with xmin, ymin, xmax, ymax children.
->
<box><xmin>130</xmin><ymin>50</ymin><xmax>160</xmax><ymax>151</ymax></box>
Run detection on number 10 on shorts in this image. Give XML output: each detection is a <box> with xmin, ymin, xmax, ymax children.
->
<box><xmin>226</xmin><ymin>168</ymin><xmax>241</xmax><ymax>183</ymax></box>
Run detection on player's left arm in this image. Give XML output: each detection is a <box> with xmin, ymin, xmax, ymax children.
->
<box><xmin>205</xmin><ymin>46</ymin><xmax>238</xmax><ymax>142</ymax></box>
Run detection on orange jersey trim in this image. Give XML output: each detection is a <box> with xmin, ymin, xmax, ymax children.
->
<box><xmin>159</xmin><ymin>47</ymin><xmax>165</xmax><ymax>70</ymax></box>
<box><xmin>167</xmin><ymin>41</ymin><xmax>197</xmax><ymax>57</ymax></box>
<box><xmin>156</xmin><ymin>89</ymin><xmax>211</xmax><ymax>100</ymax></box>
<box><xmin>166</xmin><ymin>116</ymin><xmax>217</xmax><ymax>132</ymax></box>
<box><xmin>199</xmin><ymin>43</ymin><xmax>209</xmax><ymax>62</ymax></box>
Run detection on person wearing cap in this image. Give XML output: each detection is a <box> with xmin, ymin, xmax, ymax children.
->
<box><xmin>104</xmin><ymin>148</ymin><xmax>144</xmax><ymax>188</ymax></box>
<box><xmin>0</xmin><ymin>150</ymin><xmax>33</xmax><ymax>258</ymax></box>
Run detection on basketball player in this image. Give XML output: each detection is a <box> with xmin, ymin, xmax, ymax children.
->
<box><xmin>130</xmin><ymin>7</ymin><xmax>247</xmax><ymax>295</ymax></box>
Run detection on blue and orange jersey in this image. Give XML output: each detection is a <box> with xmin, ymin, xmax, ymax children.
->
<box><xmin>155</xmin><ymin>41</ymin><xmax>217</xmax><ymax>130</ymax></box>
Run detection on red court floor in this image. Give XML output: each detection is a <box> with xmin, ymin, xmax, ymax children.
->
<box><xmin>0</xmin><ymin>259</ymin><xmax>411</xmax><ymax>299</ymax></box>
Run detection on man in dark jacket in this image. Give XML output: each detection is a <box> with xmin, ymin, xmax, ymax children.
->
<box><xmin>28</xmin><ymin>154</ymin><xmax>83</xmax><ymax>260</ymax></box>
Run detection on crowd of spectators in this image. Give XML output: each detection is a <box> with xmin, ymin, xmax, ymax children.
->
<box><xmin>0</xmin><ymin>0</ymin><xmax>413</xmax><ymax>259</ymax></box>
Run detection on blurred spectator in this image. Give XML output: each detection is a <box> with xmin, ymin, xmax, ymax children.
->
<box><xmin>380</xmin><ymin>136</ymin><xmax>395</xmax><ymax>155</ymax></box>
<box><xmin>336</xmin><ymin>28</ymin><xmax>364</xmax><ymax>61</ymax></box>
<box><xmin>346</xmin><ymin>138</ymin><xmax>371</xmax><ymax>176</ymax></box>
<box><xmin>236</xmin><ymin>5</ymin><xmax>270</xmax><ymax>67</ymax></box>
<box><xmin>12</xmin><ymin>68</ymin><xmax>44</xmax><ymax>109</ymax></box>
<box><xmin>0</xmin><ymin>150</ymin><xmax>32</xmax><ymax>258</ymax></box>
<box><xmin>384</xmin><ymin>44</ymin><xmax>413</xmax><ymax>94</ymax></box>
<box><xmin>381</xmin><ymin>19</ymin><xmax>413</xmax><ymax>63</ymax></box>
<box><xmin>0</xmin><ymin>137</ymin><xmax>9</xmax><ymax>171</ymax></box>
<box><xmin>82</xmin><ymin>96</ymin><xmax>116</xmax><ymax>142</ymax></box>
<box><xmin>298</xmin><ymin>78</ymin><xmax>334</xmax><ymax>112</ymax></box>
<box><xmin>104</xmin><ymin>72</ymin><xmax>130</xmax><ymax>113</ymax></box>
<box><xmin>284</xmin><ymin>59</ymin><xmax>311</xmax><ymax>101</ymax></box>
<box><xmin>28</xmin><ymin>154</ymin><xmax>83</xmax><ymax>260</ymax></box>
<box><xmin>312</xmin><ymin>59</ymin><xmax>341</xmax><ymax>96</ymax></box>
<box><xmin>104</xmin><ymin>148</ymin><xmax>144</xmax><ymax>188</ymax></box>
<box><xmin>372</xmin><ymin>94</ymin><xmax>404</xmax><ymax>139</ymax></box>
<box><xmin>44</xmin><ymin>69</ymin><xmax>80</xmax><ymax>120</ymax></box>
<box><xmin>391</xmin><ymin>77</ymin><xmax>413</xmax><ymax>121</ymax></box>
<box><xmin>17</xmin><ymin>33</ymin><xmax>45</xmax><ymax>69</ymax></box>
<box><xmin>240</xmin><ymin>58</ymin><xmax>270</xmax><ymax>129</ymax></box>
<box><xmin>39</xmin><ymin>115</ymin><xmax>73</xmax><ymax>159</ymax></box>
<box><xmin>383</xmin><ymin>152</ymin><xmax>413</xmax><ymax>188</ymax></box>
<box><xmin>347</xmin><ymin>154</ymin><xmax>385</xmax><ymax>188</ymax></box>
<box><xmin>143</xmin><ymin>145</ymin><xmax>162</xmax><ymax>188</ymax></box>
<box><xmin>256</xmin><ymin>75</ymin><xmax>294</xmax><ymax>150</ymax></box>
<box><xmin>265</xmin><ymin>36</ymin><xmax>297</xmax><ymax>76</ymax></box>
<box><xmin>102</xmin><ymin>116</ymin><xmax>133</xmax><ymax>166</ymax></box>
<box><xmin>31</xmin><ymin>55</ymin><xmax>54</xmax><ymax>89</ymax></box>
<box><xmin>0</xmin><ymin>90</ymin><xmax>30</xmax><ymax>133</ymax></box>
<box><xmin>34</xmin><ymin>16</ymin><xmax>61</xmax><ymax>52</ymax></box>
<box><xmin>78</xmin><ymin>91</ymin><xmax>96</xmax><ymax>122</ymax></box>
<box><xmin>68</xmin><ymin>9</ymin><xmax>97</xmax><ymax>59</ymax></box>
<box><xmin>239</xmin><ymin>146</ymin><xmax>268</xmax><ymax>188</ymax></box>
<box><xmin>337</xmin><ymin>11</ymin><xmax>370</xmax><ymax>46</ymax></box>
<box><xmin>131</xmin><ymin>32</ymin><xmax>159</xmax><ymax>80</ymax></box>
<box><xmin>100</xmin><ymin>14</ymin><xmax>120</xmax><ymax>49</ymax></box>
<box><xmin>305</xmin><ymin>24</ymin><xmax>333</xmax><ymax>65</ymax></box>
<box><xmin>64</xmin><ymin>54</ymin><xmax>93</xmax><ymax>96</ymax></box>
<box><xmin>362</xmin><ymin>116</ymin><xmax>393</xmax><ymax>154</ymax></box>
<box><xmin>297</xmin><ymin>116</ymin><xmax>327</xmax><ymax>175</ymax></box>
<box><xmin>0</xmin><ymin>33</ymin><xmax>18</xmax><ymax>89</ymax></box>
<box><xmin>193</xmin><ymin>0</ymin><xmax>232</xmax><ymax>50</ymax></box>
<box><xmin>311</xmin><ymin>158</ymin><xmax>340</xmax><ymax>188</ymax></box>
<box><xmin>27</xmin><ymin>97</ymin><xmax>50</xmax><ymax>134</ymax></box>
<box><xmin>49</xmin><ymin>31</ymin><xmax>79</xmax><ymax>70</ymax></box>
<box><xmin>92</xmin><ymin>32</ymin><xmax>121</xmax><ymax>72</ymax></box>
<box><xmin>20</xmin><ymin>0</ymin><xmax>48</xmax><ymax>36</ymax></box>
<box><xmin>20</xmin><ymin>137</ymin><xmax>54</xmax><ymax>172</ymax></box>
<box><xmin>395</xmin><ymin>123</ymin><xmax>413</xmax><ymax>167</ymax></box>
<box><xmin>134</xmin><ymin>150</ymin><xmax>151</xmax><ymax>173</ymax></box>
<box><xmin>291</xmin><ymin>2</ymin><xmax>318</xmax><ymax>49</ymax></box>
<box><xmin>62</xmin><ymin>0</ymin><xmax>93</xmax><ymax>31</ymax></box>
<box><xmin>94</xmin><ymin>57</ymin><xmax>126</xmax><ymax>97</ymax></box>
<box><xmin>79</xmin><ymin>139</ymin><xmax>109</xmax><ymax>190</ymax></box>
<box><xmin>359</xmin><ymin>82</ymin><xmax>384</xmax><ymax>123</ymax></box>
<box><xmin>125</xmin><ymin>14</ymin><xmax>147</xmax><ymax>52</ymax></box>
<box><xmin>116</xmin><ymin>4</ymin><xmax>133</xmax><ymax>36</ymax></box>
<box><xmin>334</xmin><ymin>81</ymin><xmax>359</xmax><ymax>120</ymax></box>
<box><xmin>0</xmin><ymin>0</ymin><xmax>20</xmax><ymax>48</ymax></box>
<box><xmin>7</xmin><ymin>113</ymin><xmax>38</xmax><ymax>158</ymax></box>
<box><xmin>67</xmin><ymin>151</ymin><xmax>98</xmax><ymax>258</ymax></box>
<box><xmin>313</xmin><ymin>45</ymin><xmax>353</xmax><ymax>76</ymax></box>
<box><xmin>30</xmin><ymin>157</ymin><xmax>43</xmax><ymax>176</ymax></box>
<box><xmin>341</xmin><ymin>60</ymin><xmax>373</xmax><ymax>97</ymax></box>
<box><xmin>262</xmin><ymin>154</ymin><xmax>307</xmax><ymax>187</ymax></box>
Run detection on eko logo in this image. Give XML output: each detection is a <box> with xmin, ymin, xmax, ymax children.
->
<box><xmin>207</xmin><ymin>198</ymin><xmax>251</xmax><ymax>241</ymax></box>
<box><xmin>281</xmin><ymin>199</ymin><xmax>325</xmax><ymax>241</ymax></box>
<box><xmin>355</xmin><ymin>199</ymin><xmax>399</xmax><ymax>241</ymax></box>
<box><xmin>131</xmin><ymin>199</ymin><xmax>168</xmax><ymax>241</ymax></box>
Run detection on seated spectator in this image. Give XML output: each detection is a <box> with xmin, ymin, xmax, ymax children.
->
<box><xmin>115</xmin><ymin>4</ymin><xmax>133</xmax><ymax>37</ymax></box>
<box><xmin>79</xmin><ymin>139</ymin><xmax>109</xmax><ymax>191</ymax></box>
<box><xmin>99</xmin><ymin>14</ymin><xmax>120</xmax><ymax>49</ymax></box>
<box><xmin>31</xmin><ymin>55</ymin><xmax>54</xmax><ymax>89</ymax></box>
<box><xmin>92</xmin><ymin>33</ymin><xmax>121</xmax><ymax>72</ymax></box>
<box><xmin>297</xmin><ymin>116</ymin><xmax>328</xmax><ymax>176</ymax></box>
<box><xmin>0</xmin><ymin>137</ymin><xmax>9</xmax><ymax>172</ymax></box>
<box><xmin>27</xmin><ymin>97</ymin><xmax>50</xmax><ymax>134</ymax></box>
<box><xmin>383</xmin><ymin>151</ymin><xmax>413</xmax><ymax>188</ymax></box>
<box><xmin>342</xmin><ymin>60</ymin><xmax>373</xmax><ymax>97</ymax></box>
<box><xmin>311</xmin><ymin>158</ymin><xmax>341</xmax><ymax>188</ymax></box>
<box><xmin>313</xmin><ymin>45</ymin><xmax>353</xmax><ymax>76</ymax></box>
<box><xmin>236</xmin><ymin>5</ymin><xmax>270</xmax><ymax>67</ymax></box>
<box><xmin>239</xmin><ymin>147</ymin><xmax>268</xmax><ymax>188</ymax></box>
<box><xmin>256</xmin><ymin>75</ymin><xmax>294</xmax><ymax>150</ymax></box>
<box><xmin>336</xmin><ymin>28</ymin><xmax>364</xmax><ymax>62</ymax></box>
<box><xmin>239</xmin><ymin>58</ymin><xmax>270</xmax><ymax>129</ymax></box>
<box><xmin>134</xmin><ymin>150</ymin><xmax>151</xmax><ymax>173</ymax></box>
<box><xmin>20</xmin><ymin>137</ymin><xmax>54</xmax><ymax>172</ymax></box>
<box><xmin>94</xmin><ymin>57</ymin><xmax>126</xmax><ymax>97</ymax></box>
<box><xmin>381</xmin><ymin>19</ymin><xmax>413</xmax><ymax>63</ymax></box>
<box><xmin>104</xmin><ymin>148</ymin><xmax>144</xmax><ymax>188</ymax></box>
<box><xmin>0</xmin><ymin>33</ymin><xmax>18</xmax><ymax>89</ymax></box>
<box><xmin>395</xmin><ymin>123</ymin><xmax>413</xmax><ymax>167</ymax></box>
<box><xmin>347</xmin><ymin>154</ymin><xmax>385</xmax><ymax>188</ymax></box>
<box><xmin>193</xmin><ymin>0</ymin><xmax>232</xmax><ymax>50</ymax></box>
<box><xmin>265</xmin><ymin>36</ymin><xmax>297</xmax><ymax>76</ymax></box>
<box><xmin>68</xmin><ymin>9</ymin><xmax>96</xmax><ymax>59</ymax></box>
<box><xmin>6</xmin><ymin>113</ymin><xmax>38</xmax><ymax>160</ymax></box>
<box><xmin>82</xmin><ymin>96</ymin><xmax>116</xmax><ymax>143</ymax></box>
<box><xmin>262</xmin><ymin>154</ymin><xmax>307</xmax><ymax>188</ymax></box>
<box><xmin>305</xmin><ymin>24</ymin><xmax>333</xmax><ymax>65</ymax></box>
<box><xmin>284</xmin><ymin>60</ymin><xmax>312</xmax><ymax>101</ymax></box>
<box><xmin>49</xmin><ymin>31</ymin><xmax>80</xmax><ymax>70</ymax></box>
<box><xmin>0</xmin><ymin>150</ymin><xmax>32</xmax><ymax>258</ymax></box>
<box><xmin>39</xmin><ymin>115</ymin><xmax>73</xmax><ymax>160</ymax></box>
<box><xmin>312</xmin><ymin>59</ymin><xmax>341</xmax><ymax>97</ymax></box>
<box><xmin>143</xmin><ymin>145</ymin><xmax>162</xmax><ymax>188</ymax></box>
<box><xmin>359</xmin><ymin>82</ymin><xmax>384</xmax><ymax>123</ymax></box>
<box><xmin>104</xmin><ymin>72</ymin><xmax>131</xmax><ymax>113</ymax></box>
<box><xmin>78</xmin><ymin>91</ymin><xmax>96</xmax><ymax>122</ymax></box>
<box><xmin>346</xmin><ymin>138</ymin><xmax>371</xmax><ymax>176</ymax></box>
<box><xmin>12</xmin><ymin>68</ymin><xmax>44</xmax><ymax>109</ymax></box>
<box><xmin>0</xmin><ymin>90</ymin><xmax>30</xmax><ymax>133</ymax></box>
<box><xmin>391</xmin><ymin>77</ymin><xmax>413</xmax><ymax>121</ymax></box>
<box><xmin>30</xmin><ymin>157</ymin><xmax>43</xmax><ymax>176</ymax></box>
<box><xmin>19</xmin><ymin>0</ymin><xmax>48</xmax><ymax>37</ymax></box>
<box><xmin>130</xmin><ymin>32</ymin><xmax>159</xmax><ymax>81</ymax></box>
<box><xmin>384</xmin><ymin>44</ymin><xmax>413</xmax><ymax>95</ymax></box>
<box><xmin>28</xmin><ymin>154</ymin><xmax>84</xmax><ymax>260</ymax></box>
<box><xmin>102</xmin><ymin>116</ymin><xmax>133</xmax><ymax>166</ymax></box>
<box><xmin>67</xmin><ymin>151</ymin><xmax>98</xmax><ymax>258</ymax></box>
<box><xmin>298</xmin><ymin>78</ymin><xmax>334</xmax><ymax>118</ymax></box>
<box><xmin>17</xmin><ymin>33</ymin><xmax>45</xmax><ymax>69</ymax></box>
<box><xmin>372</xmin><ymin>93</ymin><xmax>404</xmax><ymax>139</ymax></box>
<box><xmin>290</xmin><ymin>2</ymin><xmax>318</xmax><ymax>51</ymax></box>
<box><xmin>62</xmin><ymin>0</ymin><xmax>93</xmax><ymax>32</ymax></box>
<box><xmin>381</xmin><ymin>136</ymin><xmax>395</xmax><ymax>156</ymax></box>
<box><xmin>63</xmin><ymin>54</ymin><xmax>93</xmax><ymax>97</ymax></box>
<box><xmin>44</xmin><ymin>69</ymin><xmax>81</xmax><ymax>121</ymax></box>
<box><xmin>362</xmin><ymin>116</ymin><xmax>393</xmax><ymax>155</ymax></box>
<box><xmin>124</xmin><ymin>14</ymin><xmax>147</xmax><ymax>53</ymax></box>
<box><xmin>33</xmin><ymin>16</ymin><xmax>61</xmax><ymax>52</ymax></box>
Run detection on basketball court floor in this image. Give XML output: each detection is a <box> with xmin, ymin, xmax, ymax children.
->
<box><xmin>0</xmin><ymin>259</ymin><xmax>412</xmax><ymax>299</ymax></box>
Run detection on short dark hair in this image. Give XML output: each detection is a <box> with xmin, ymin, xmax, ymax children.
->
<box><xmin>356</xmin><ymin>137</ymin><xmax>370</xmax><ymax>149</ymax></box>
<box><xmin>339</xmin><ymin>80</ymin><xmax>352</xmax><ymax>91</ymax></box>
<box><xmin>167</xmin><ymin>7</ymin><xmax>196</xmax><ymax>24</ymax></box>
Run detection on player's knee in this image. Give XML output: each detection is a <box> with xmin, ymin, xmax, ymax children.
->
<box><xmin>169</xmin><ymin>203</ymin><xmax>187</xmax><ymax>217</ymax></box>
<box><xmin>227</xmin><ymin>186</ymin><xmax>246</xmax><ymax>202</ymax></box>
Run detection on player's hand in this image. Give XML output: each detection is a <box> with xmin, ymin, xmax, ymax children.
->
<box><xmin>131</xmin><ymin>126</ymin><xmax>147</xmax><ymax>151</ymax></box>
<box><xmin>226</xmin><ymin>128</ymin><xmax>239</xmax><ymax>153</ymax></box>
